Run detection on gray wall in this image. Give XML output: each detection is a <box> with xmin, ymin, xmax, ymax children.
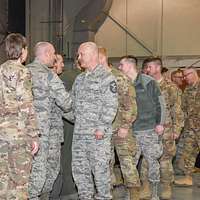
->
<box><xmin>0</xmin><ymin>0</ymin><xmax>8</xmax><ymax>64</ymax></box>
<box><xmin>26</xmin><ymin>0</ymin><xmax>90</xmax><ymax>60</ymax></box>
<box><xmin>95</xmin><ymin>0</ymin><xmax>200</xmax><ymax>58</ymax></box>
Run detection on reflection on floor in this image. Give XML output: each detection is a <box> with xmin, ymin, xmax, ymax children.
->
<box><xmin>113</xmin><ymin>174</ymin><xmax>200</xmax><ymax>200</ymax></box>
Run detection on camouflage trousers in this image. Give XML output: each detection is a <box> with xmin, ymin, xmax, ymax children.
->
<box><xmin>111</xmin><ymin>130</ymin><xmax>140</xmax><ymax>187</ymax></box>
<box><xmin>181</xmin><ymin>128</ymin><xmax>200</xmax><ymax>175</ymax></box>
<box><xmin>0</xmin><ymin>139</ymin><xmax>32</xmax><ymax>200</ymax></box>
<box><xmin>141</xmin><ymin>129</ymin><xmax>176</xmax><ymax>184</ymax></box>
<box><xmin>174</xmin><ymin>129</ymin><xmax>186</xmax><ymax>173</ymax></box>
<box><xmin>28</xmin><ymin>137</ymin><xmax>49</xmax><ymax>200</ymax></box>
<box><xmin>72</xmin><ymin>134</ymin><xmax>112</xmax><ymax>200</ymax></box>
<box><xmin>41</xmin><ymin>134</ymin><xmax>61</xmax><ymax>195</ymax></box>
<box><xmin>135</xmin><ymin>129</ymin><xmax>163</xmax><ymax>183</ymax></box>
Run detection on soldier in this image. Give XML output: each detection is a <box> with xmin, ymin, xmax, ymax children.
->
<box><xmin>145</xmin><ymin>57</ymin><xmax>184</xmax><ymax>199</ymax></box>
<box><xmin>98</xmin><ymin>47</ymin><xmax>140</xmax><ymax>200</ymax></box>
<box><xmin>171</xmin><ymin>69</ymin><xmax>186</xmax><ymax>175</ymax></box>
<box><xmin>171</xmin><ymin>69</ymin><xmax>185</xmax><ymax>92</ymax></box>
<box><xmin>174</xmin><ymin>67</ymin><xmax>200</xmax><ymax>186</ymax></box>
<box><xmin>119</xmin><ymin>55</ymin><xmax>166</xmax><ymax>200</ymax></box>
<box><xmin>0</xmin><ymin>33</ymin><xmax>39</xmax><ymax>199</ymax></box>
<box><xmin>27</xmin><ymin>42</ymin><xmax>72</xmax><ymax>200</ymax></box>
<box><xmin>69</xmin><ymin>42</ymin><xmax>118</xmax><ymax>199</ymax></box>
<box><xmin>41</xmin><ymin>54</ymin><xmax>66</xmax><ymax>199</ymax></box>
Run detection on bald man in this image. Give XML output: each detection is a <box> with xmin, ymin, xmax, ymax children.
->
<box><xmin>26</xmin><ymin>42</ymin><xmax>72</xmax><ymax>200</ymax></box>
<box><xmin>69</xmin><ymin>42</ymin><xmax>118</xmax><ymax>199</ymax></box>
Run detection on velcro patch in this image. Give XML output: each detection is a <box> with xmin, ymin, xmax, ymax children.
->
<box><xmin>110</xmin><ymin>81</ymin><xmax>117</xmax><ymax>93</ymax></box>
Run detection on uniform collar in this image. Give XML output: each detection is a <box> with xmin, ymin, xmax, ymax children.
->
<box><xmin>33</xmin><ymin>59</ymin><xmax>50</xmax><ymax>70</ymax></box>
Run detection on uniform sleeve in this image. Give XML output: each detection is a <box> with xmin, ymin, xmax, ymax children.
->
<box><xmin>170</xmin><ymin>87</ymin><xmax>184</xmax><ymax>136</ymax></box>
<box><xmin>181</xmin><ymin>89</ymin><xmax>188</xmax><ymax>128</ymax></box>
<box><xmin>120</xmin><ymin>78</ymin><xmax>137</xmax><ymax>129</ymax></box>
<box><xmin>97</xmin><ymin>75</ymin><xmax>118</xmax><ymax>134</ymax></box>
<box><xmin>16</xmin><ymin>68</ymin><xmax>39</xmax><ymax>140</ymax></box>
<box><xmin>49</xmin><ymin>72</ymin><xmax>72</xmax><ymax>113</ymax></box>
<box><xmin>62</xmin><ymin>88</ymin><xmax>75</xmax><ymax>122</ymax></box>
<box><xmin>149</xmin><ymin>80</ymin><xmax>166</xmax><ymax>125</ymax></box>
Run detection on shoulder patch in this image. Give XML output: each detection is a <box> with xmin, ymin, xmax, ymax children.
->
<box><xmin>110</xmin><ymin>80</ymin><xmax>117</xmax><ymax>93</ymax></box>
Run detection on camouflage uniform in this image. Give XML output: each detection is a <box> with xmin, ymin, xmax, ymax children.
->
<box><xmin>0</xmin><ymin>60</ymin><xmax>39</xmax><ymax>199</ymax></box>
<box><xmin>110</xmin><ymin>67</ymin><xmax>140</xmax><ymax>188</ymax></box>
<box><xmin>141</xmin><ymin>78</ymin><xmax>184</xmax><ymax>184</ymax></box>
<box><xmin>71</xmin><ymin>65</ymin><xmax>118</xmax><ymax>200</ymax></box>
<box><xmin>181</xmin><ymin>80</ymin><xmax>200</xmax><ymax>175</ymax></box>
<box><xmin>41</xmin><ymin>105</ymin><xmax>63</xmax><ymax>195</ymax></box>
<box><xmin>27</xmin><ymin>59</ymin><xmax>72</xmax><ymax>200</ymax></box>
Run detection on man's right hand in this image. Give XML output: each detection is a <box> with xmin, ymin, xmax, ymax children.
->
<box><xmin>31</xmin><ymin>140</ymin><xmax>39</xmax><ymax>156</ymax></box>
<box><xmin>155</xmin><ymin>124</ymin><xmax>164</xmax><ymax>135</ymax></box>
<box><xmin>117</xmin><ymin>128</ymin><xmax>129</xmax><ymax>138</ymax></box>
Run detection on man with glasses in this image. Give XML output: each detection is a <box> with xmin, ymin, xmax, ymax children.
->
<box><xmin>175</xmin><ymin>67</ymin><xmax>200</xmax><ymax>186</ymax></box>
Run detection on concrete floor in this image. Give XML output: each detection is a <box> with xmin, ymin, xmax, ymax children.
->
<box><xmin>113</xmin><ymin>175</ymin><xmax>200</xmax><ymax>200</ymax></box>
<box><xmin>113</xmin><ymin>185</ymin><xmax>200</xmax><ymax>200</ymax></box>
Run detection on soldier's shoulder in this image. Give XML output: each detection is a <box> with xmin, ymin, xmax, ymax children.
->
<box><xmin>141</xmin><ymin>73</ymin><xmax>154</xmax><ymax>82</ymax></box>
<box><xmin>111</xmin><ymin>67</ymin><xmax>127</xmax><ymax>80</ymax></box>
<box><xmin>74</xmin><ymin>71</ymin><xmax>86</xmax><ymax>84</ymax></box>
<box><xmin>164</xmin><ymin>78</ymin><xmax>177</xmax><ymax>89</ymax></box>
<box><xmin>140</xmin><ymin>74</ymin><xmax>155</xmax><ymax>87</ymax></box>
<box><xmin>26</xmin><ymin>61</ymin><xmax>50</xmax><ymax>73</ymax></box>
<box><xmin>1</xmin><ymin>60</ymin><xmax>27</xmax><ymax>75</ymax></box>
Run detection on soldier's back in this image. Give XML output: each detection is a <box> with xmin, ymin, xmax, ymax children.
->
<box><xmin>1</xmin><ymin>60</ymin><xmax>31</xmax><ymax>139</ymax></box>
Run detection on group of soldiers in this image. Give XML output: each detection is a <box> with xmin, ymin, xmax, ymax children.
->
<box><xmin>0</xmin><ymin>32</ymin><xmax>200</xmax><ymax>200</ymax></box>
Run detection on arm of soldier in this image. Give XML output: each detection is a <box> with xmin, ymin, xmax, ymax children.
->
<box><xmin>16</xmin><ymin>68</ymin><xmax>39</xmax><ymax>155</ymax></box>
<box><xmin>62</xmin><ymin>83</ymin><xmax>76</xmax><ymax>123</ymax></box>
<box><xmin>49</xmin><ymin>72</ymin><xmax>72</xmax><ymax>113</ymax></box>
<box><xmin>181</xmin><ymin>90</ymin><xmax>188</xmax><ymax>124</ymax></box>
<box><xmin>62</xmin><ymin>111</ymin><xmax>75</xmax><ymax>123</ymax></box>
<box><xmin>95</xmin><ymin>75</ymin><xmax>118</xmax><ymax>139</ymax></box>
<box><xmin>150</xmin><ymin>80</ymin><xmax>166</xmax><ymax>135</ymax></box>
<box><xmin>171</xmin><ymin>87</ymin><xmax>184</xmax><ymax>139</ymax></box>
<box><xmin>118</xmin><ymin>79</ymin><xmax>137</xmax><ymax>138</ymax></box>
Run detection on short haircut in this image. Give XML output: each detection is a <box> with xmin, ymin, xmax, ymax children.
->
<box><xmin>120</xmin><ymin>55</ymin><xmax>138</xmax><ymax>65</ymax></box>
<box><xmin>5</xmin><ymin>33</ymin><xmax>27</xmax><ymax>60</ymax></box>
<box><xmin>143</xmin><ymin>56</ymin><xmax>163</xmax><ymax>68</ymax></box>
<box><xmin>171</xmin><ymin>69</ymin><xmax>183</xmax><ymax>77</ymax></box>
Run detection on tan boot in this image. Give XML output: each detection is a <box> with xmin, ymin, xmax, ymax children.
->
<box><xmin>140</xmin><ymin>181</ymin><xmax>151</xmax><ymax>199</ymax></box>
<box><xmin>129</xmin><ymin>187</ymin><xmax>140</xmax><ymax>200</ymax></box>
<box><xmin>160</xmin><ymin>183</ymin><xmax>172</xmax><ymax>199</ymax></box>
<box><xmin>174</xmin><ymin>175</ymin><xmax>193</xmax><ymax>186</ymax></box>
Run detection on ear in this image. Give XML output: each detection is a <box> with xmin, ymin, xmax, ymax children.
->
<box><xmin>20</xmin><ymin>47</ymin><xmax>28</xmax><ymax>63</ymax></box>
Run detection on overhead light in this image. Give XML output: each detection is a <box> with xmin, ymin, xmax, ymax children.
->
<box><xmin>81</xmin><ymin>19</ymin><xmax>86</xmax><ymax>23</ymax></box>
